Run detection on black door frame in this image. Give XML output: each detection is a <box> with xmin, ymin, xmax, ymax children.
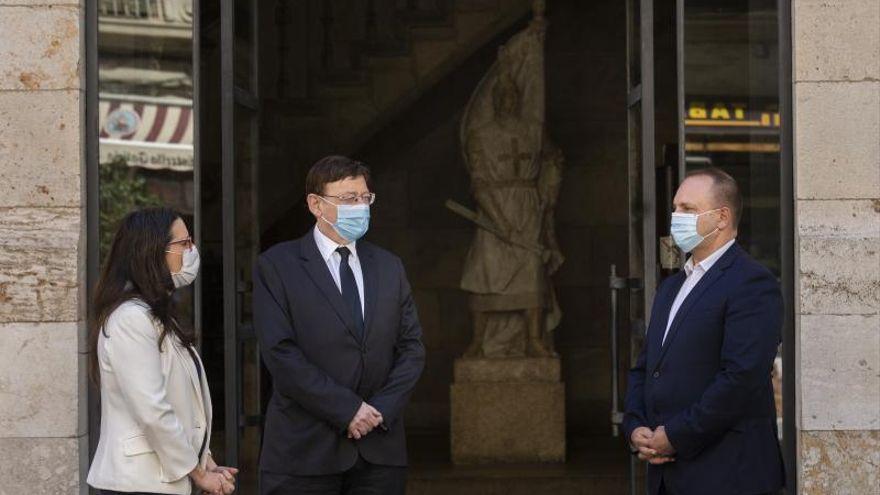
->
<box><xmin>777</xmin><ymin>1</ymin><xmax>797</xmax><ymax>492</ymax></box>
<box><xmin>220</xmin><ymin>0</ymin><xmax>262</xmax><ymax>476</ymax></box>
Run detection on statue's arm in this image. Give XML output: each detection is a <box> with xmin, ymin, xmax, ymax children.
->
<box><xmin>538</xmin><ymin>147</ymin><xmax>565</xmax><ymax>272</ymax></box>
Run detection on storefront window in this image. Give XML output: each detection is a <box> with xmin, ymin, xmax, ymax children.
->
<box><xmin>97</xmin><ymin>0</ymin><xmax>195</xmax><ymax>324</ymax></box>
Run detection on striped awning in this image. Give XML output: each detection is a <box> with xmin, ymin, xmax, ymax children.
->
<box><xmin>99</xmin><ymin>95</ymin><xmax>194</xmax><ymax>172</ymax></box>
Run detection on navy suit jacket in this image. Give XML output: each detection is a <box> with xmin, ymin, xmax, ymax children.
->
<box><xmin>253</xmin><ymin>229</ymin><xmax>425</xmax><ymax>476</ymax></box>
<box><xmin>623</xmin><ymin>243</ymin><xmax>785</xmax><ymax>495</ymax></box>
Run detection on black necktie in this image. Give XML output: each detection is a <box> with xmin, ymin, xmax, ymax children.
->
<box><xmin>336</xmin><ymin>247</ymin><xmax>365</xmax><ymax>340</ymax></box>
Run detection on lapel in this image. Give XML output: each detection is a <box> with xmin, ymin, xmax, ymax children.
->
<box><xmin>192</xmin><ymin>348</ymin><xmax>212</xmax><ymax>422</ymax></box>
<box><xmin>298</xmin><ymin>230</ymin><xmax>362</xmax><ymax>343</ymax></box>
<box><xmin>169</xmin><ymin>341</ymin><xmax>207</xmax><ymax>420</ymax></box>
<box><xmin>655</xmin><ymin>243</ymin><xmax>741</xmax><ymax>367</ymax></box>
<box><xmin>650</xmin><ymin>271</ymin><xmax>686</xmax><ymax>358</ymax></box>
<box><xmin>359</xmin><ymin>242</ymin><xmax>379</xmax><ymax>342</ymax></box>
<box><xmin>192</xmin><ymin>347</ymin><xmax>212</xmax><ymax>464</ymax></box>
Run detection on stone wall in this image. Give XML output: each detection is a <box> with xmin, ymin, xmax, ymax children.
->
<box><xmin>0</xmin><ymin>1</ymin><xmax>87</xmax><ymax>493</ymax></box>
<box><xmin>793</xmin><ymin>0</ymin><xmax>880</xmax><ymax>493</ymax></box>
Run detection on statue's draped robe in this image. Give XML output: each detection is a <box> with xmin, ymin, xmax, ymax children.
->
<box><xmin>462</xmin><ymin>123</ymin><xmax>545</xmax><ymax>309</ymax></box>
<box><xmin>460</xmin><ymin>21</ymin><xmax>562</xmax><ymax>357</ymax></box>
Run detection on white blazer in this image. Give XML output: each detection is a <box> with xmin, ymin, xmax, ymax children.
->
<box><xmin>87</xmin><ymin>300</ymin><xmax>213</xmax><ymax>495</ymax></box>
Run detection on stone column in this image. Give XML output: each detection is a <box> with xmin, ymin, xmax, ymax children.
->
<box><xmin>0</xmin><ymin>1</ymin><xmax>87</xmax><ymax>493</ymax></box>
<box><xmin>793</xmin><ymin>0</ymin><xmax>880</xmax><ymax>493</ymax></box>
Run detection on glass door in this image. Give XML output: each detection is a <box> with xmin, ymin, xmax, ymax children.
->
<box><xmin>676</xmin><ymin>1</ymin><xmax>792</xmax><ymax>490</ymax></box>
<box><xmin>220</xmin><ymin>0</ymin><xmax>263</xmax><ymax>491</ymax></box>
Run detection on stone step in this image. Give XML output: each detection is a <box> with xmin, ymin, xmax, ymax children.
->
<box><xmin>454</xmin><ymin>0</ymin><xmax>502</xmax><ymax>12</ymax></box>
<box><xmin>361</xmin><ymin>53</ymin><xmax>413</xmax><ymax>70</ymax></box>
<box><xmin>359</xmin><ymin>38</ymin><xmax>411</xmax><ymax>58</ymax></box>
<box><xmin>395</xmin><ymin>8</ymin><xmax>452</xmax><ymax>26</ymax></box>
<box><xmin>314</xmin><ymin>82</ymin><xmax>372</xmax><ymax>100</ymax></box>
<box><xmin>409</xmin><ymin>24</ymin><xmax>459</xmax><ymax>41</ymax></box>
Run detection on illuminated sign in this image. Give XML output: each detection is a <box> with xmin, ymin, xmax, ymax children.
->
<box><xmin>686</xmin><ymin>101</ymin><xmax>780</xmax><ymax>128</ymax></box>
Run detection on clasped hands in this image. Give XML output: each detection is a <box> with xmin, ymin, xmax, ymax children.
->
<box><xmin>631</xmin><ymin>426</ymin><xmax>676</xmax><ymax>465</ymax></box>
<box><xmin>347</xmin><ymin>401</ymin><xmax>383</xmax><ymax>440</ymax></box>
<box><xmin>191</xmin><ymin>458</ymin><xmax>238</xmax><ymax>495</ymax></box>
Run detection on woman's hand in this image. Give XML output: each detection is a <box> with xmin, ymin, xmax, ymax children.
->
<box><xmin>206</xmin><ymin>455</ymin><xmax>239</xmax><ymax>488</ymax></box>
<box><xmin>211</xmin><ymin>466</ymin><xmax>239</xmax><ymax>488</ymax></box>
<box><xmin>190</xmin><ymin>466</ymin><xmax>235</xmax><ymax>494</ymax></box>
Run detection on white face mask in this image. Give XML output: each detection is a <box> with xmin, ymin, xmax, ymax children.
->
<box><xmin>670</xmin><ymin>209</ymin><xmax>720</xmax><ymax>253</ymax></box>
<box><xmin>168</xmin><ymin>245</ymin><xmax>200</xmax><ymax>288</ymax></box>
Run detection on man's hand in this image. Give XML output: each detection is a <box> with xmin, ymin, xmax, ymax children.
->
<box><xmin>630</xmin><ymin>426</ymin><xmax>654</xmax><ymax>451</ymax></box>
<box><xmin>631</xmin><ymin>427</ymin><xmax>660</xmax><ymax>460</ymax></box>
<box><xmin>632</xmin><ymin>426</ymin><xmax>675</xmax><ymax>465</ymax></box>
<box><xmin>347</xmin><ymin>402</ymin><xmax>383</xmax><ymax>440</ymax></box>
<box><xmin>640</xmin><ymin>425</ymin><xmax>676</xmax><ymax>464</ymax></box>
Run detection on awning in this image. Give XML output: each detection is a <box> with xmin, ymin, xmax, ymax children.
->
<box><xmin>99</xmin><ymin>94</ymin><xmax>194</xmax><ymax>172</ymax></box>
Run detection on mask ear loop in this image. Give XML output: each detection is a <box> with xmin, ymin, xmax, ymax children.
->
<box><xmin>697</xmin><ymin>208</ymin><xmax>723</xmax><ymax>241</ymax></box>
<box><xmin>311</xmin><ymin>194</ymin><xmax>336</xmax><ymax>226</ymax></box>
<box><xmin>165</xmin><ymin>249</ymin><xmax>184</xmax><ymax>275</ymax></box>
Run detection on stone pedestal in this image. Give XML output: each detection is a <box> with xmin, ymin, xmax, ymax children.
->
<box><xmin>450</xmin><ymin>357</ymin><xmax>565</xmax><ymax>464</ymax></box>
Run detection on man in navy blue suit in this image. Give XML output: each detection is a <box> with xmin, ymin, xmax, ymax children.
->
<box><xmin>254</xmin><ymin>156</ymin><xmax>425</xmax><ymax>494</ymax></box>
<box><xmin>623</xmin><ymin>168</ymin><xmax>784</xmax><ymax>495</ymax></box>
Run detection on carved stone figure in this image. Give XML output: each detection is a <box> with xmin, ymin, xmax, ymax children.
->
<box><xmin>458</xmin><ymin>2</ymin><xmax>564</xmax><ymax>358</ymax></box>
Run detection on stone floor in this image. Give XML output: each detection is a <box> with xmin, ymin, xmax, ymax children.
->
<box><xmin>407</xmin><ymin>433</ymin><xmax>645</xmax><ymax>495</ymax></box>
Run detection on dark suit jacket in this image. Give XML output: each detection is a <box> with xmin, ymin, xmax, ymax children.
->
<box><xmin>253</xmin><ymin>229</ymin><xmax>425</xmax><ymax>476</ymax></box>
<box><xmin>623</xmin><ymin>243</ymin><xmax>785</xmax><ymax>495</ymax></box>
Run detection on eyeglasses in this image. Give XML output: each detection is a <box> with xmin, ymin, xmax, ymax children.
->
<box><xmin>167</xmin><ymin>236</ymin><xmax>194</xmax><ymax>250</ymax></box>
<box><xmin>322</xmin><ymin>193</ymin><xmax>376</xmax><ymax>205</ymax></box>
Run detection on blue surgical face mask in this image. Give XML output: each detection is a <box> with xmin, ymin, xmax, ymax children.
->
<box><xmin>670</xmin><ymin>209</ymin><xmax>720</xmax><ymax>253</ymax></box>
<box><xmin>318</xmin><ymin>196</ymin><xmax>370</xmax><ymax>242</ymax></box>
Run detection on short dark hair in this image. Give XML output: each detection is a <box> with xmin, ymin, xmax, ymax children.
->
<box><xmin>685</xmin><ymin>167</ymin><xmax>743</xmax><ymax>228</ymax></box>
<box><xmin>305</xmin><ymin>155</ymin><xmax>372</xmax><ymax>195</ymax></box>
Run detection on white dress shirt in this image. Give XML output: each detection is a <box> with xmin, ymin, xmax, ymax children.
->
<box><xmin>314</xmin><ymin>225</ymin><xmax>365</xmax><ymax>317</ymax></box>
<box><xmin>662</xmin><ymin>238</ymin><xmax>737</xmax><ymax>345</ymax></box>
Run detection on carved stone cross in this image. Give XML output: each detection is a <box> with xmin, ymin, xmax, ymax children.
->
<box><xmin>499</xmin><ymin>138</ymin><xmax>533</xmax><ymax>176</ymax></box>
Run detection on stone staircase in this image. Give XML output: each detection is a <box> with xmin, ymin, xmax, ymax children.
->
<box><xmin>268</xmin><ymin>0</ymin><xmax>531</xmax><ymax>152</ymax></box>
<box><xmin>260</xmin><ymin>0</ymin><xmax>532</xmax><ymax>229</ymax></box>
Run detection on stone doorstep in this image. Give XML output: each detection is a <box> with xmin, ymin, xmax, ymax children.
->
<box><xmin>454</xmin><ymin>357</ymin><xmax>562</xmax><ymax>382</ymax></box>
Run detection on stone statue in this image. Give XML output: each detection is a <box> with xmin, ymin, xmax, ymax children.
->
<box><xmin>457</xmin><ymin>1</ymin><xmax>564</xmax><ymax>359</ymax></box>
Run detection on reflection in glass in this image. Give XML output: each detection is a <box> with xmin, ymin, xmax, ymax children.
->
<box><xmin>97</xmin><ymin>1</ymin><xmax>195</xmax><ymax>322</ymax></box>
<box><xmin>683</xmin><ymin>0</ymin><xmax>782</xmax><ymax>434</ymax></box>
<box><xmin>683</xmin><ymin>1</ymin><xmax>780</xmax><ymax>274</ymax></box>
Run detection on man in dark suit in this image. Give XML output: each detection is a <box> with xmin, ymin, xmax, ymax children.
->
<box><xmin>253</xmin><ymin>155</ymin><xmax>425</xmax><ymax>495</ymax></box>
<box><xmin>623</xmin><ymin>168</ymin><xmax>785</xmax><ymax>495</ymax></box>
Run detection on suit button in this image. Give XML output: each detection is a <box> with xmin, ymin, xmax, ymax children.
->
<box><xmin>652</xmin><ymin>371</ymin><xmax>660</xmax><ymax>378</ymax></box>
<box><xmin>361</xmin><ymin>346</ymin><xmax>367</xmax><ymax>355</ymax></box>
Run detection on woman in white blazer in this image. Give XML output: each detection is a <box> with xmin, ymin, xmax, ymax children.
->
<box><xmin>87</xmin><ymin>208</ymin><xmax>237</xmax><ymax>495</ymax></box>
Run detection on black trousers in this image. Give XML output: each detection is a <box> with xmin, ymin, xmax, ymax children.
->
<box><xmin>261</xmin><ymin>456</ymin><xmax>407</xmax><ymax>495</ymax></box>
